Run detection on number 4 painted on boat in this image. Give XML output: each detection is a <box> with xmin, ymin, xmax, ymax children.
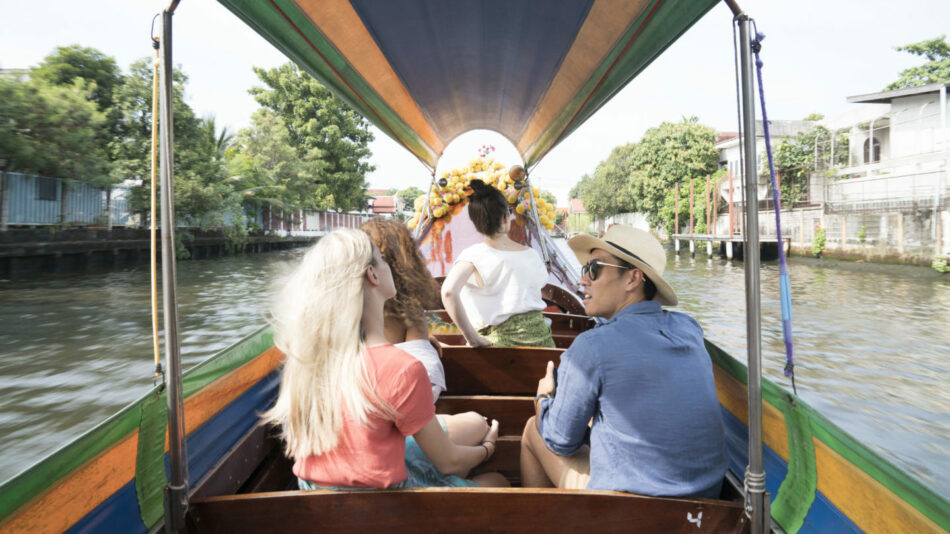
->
<box><xmin>687</xmin><ymin>511</ymin><xmax>703</xmax><ymax>528</ymax></box>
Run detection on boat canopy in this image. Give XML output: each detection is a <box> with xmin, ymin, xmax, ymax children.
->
<box><xmin>218</xmin><ymin>0</ymin><xmax>719</xmax><ymax>170</ymax></box>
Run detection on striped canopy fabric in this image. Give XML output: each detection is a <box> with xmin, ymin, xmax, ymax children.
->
<box><xmin>218</xmin><ymin>0</ymin><xmax>719</xmax><ymax>170</ymax></box>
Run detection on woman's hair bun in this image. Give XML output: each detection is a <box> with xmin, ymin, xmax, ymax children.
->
<box><xmin>469</xmin><ymin>179</ymin><xmax>488</xmax><ymax>195</ymax></box>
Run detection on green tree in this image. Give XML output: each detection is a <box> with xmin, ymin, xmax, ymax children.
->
<box><xmin>580</xmin><ymin>144</ymin><xmax>637</xmax><ymax>219</ymax></box>
<box><xmin>569</xmin><ymin>176</ymin><xmax>589</xmax><ymax>201</ymax></box>
<box><xmin>31</xmin><ymin>45</ymin><xmax>122</xmax><ymax>119</ymax></box>
<box><xmin>774</xmin><ymin>123</ymin><xmax>848</xmax><ymax>203</ymax></box>
<box><xmin>227</xmin><ymin>108</ymin><xmax>326</xmax><ymax>211</ymax></box>
<box><xmin>113</xmin><ymin>58</ymin><xmax>233</xmax><ymax>228</ymax></box>
<box><xmin>0</xmin><ymin>76</ymin><xmax>109</xmax><ymax>183</ymax></box>
<box><xmin>0</xmin><ymin>76</ymin><xmax>110</xmax><ymax>227</ymax></box>
<box><xmin>627</xmin><ymin>117</ymin><xmax>719</xmax><ymax>232</ymax></box>
<box><xmin>578</xmin><ymin>118</ymin><xmax>719</xmax><ymax>233</ymax></box>
<box><xmin>886</xmin><ymin>35</ymin><xmax>950</xmax><ymax>90</ymax></box>
<box><xmin>250</xmin><ymin>63</ymin><xmax>374</xmax><ymax>211</ymax></box>
<box><xmin>396</xmin><ymin>186</ymin><xmax>425</xmax><ymax>210</ymax></box>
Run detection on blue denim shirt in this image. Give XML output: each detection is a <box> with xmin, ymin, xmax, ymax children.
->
<box><xmin>538</xmin><ymin>300</ymin><xmax>727</xmax><ymax>498</ymax></box>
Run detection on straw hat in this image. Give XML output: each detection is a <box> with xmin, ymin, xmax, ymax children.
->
<box><xmin>568</xmin><ymin>225</ymin><xmax>677</xmax><ymax>306</ymax></box>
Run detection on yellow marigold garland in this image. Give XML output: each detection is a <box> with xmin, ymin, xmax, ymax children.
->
<box><xmin>407</xmin><ymin>154</ymin><xmax>557</xmax><ymax>232</ymax></box>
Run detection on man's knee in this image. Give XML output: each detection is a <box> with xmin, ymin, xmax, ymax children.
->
<box><xmin>522</xmin><ymin>416</ymin><xmax>540</xmax><ymax>451</ymax></box>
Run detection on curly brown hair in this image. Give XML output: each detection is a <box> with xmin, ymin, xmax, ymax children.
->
<box><xmin>361</xmin><ymin>218</ymin><xmax>442</xmax><ymax>328</ymax></box>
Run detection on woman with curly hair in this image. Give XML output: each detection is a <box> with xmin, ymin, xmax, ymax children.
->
<box><xmin>262</xmin><ymin>228</ymin><xmax>507</xmax><ymax>489</ymax></box>
<box><xmin>361</xmin><ymin>218</ymin><xmax>495</xmax><ymax>447</ymax></box>
<box><xmin>361</xmin><ymin>218</ymin><xmax>445</xmax><ymax>400</ymax></box>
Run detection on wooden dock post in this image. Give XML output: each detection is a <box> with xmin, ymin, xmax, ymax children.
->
<box><xmin>705</xmin><ymin>175</ymin><xmax>710</xmax><ymax>234</ymax></box>
<box><xmin>674</xmin><ymin>182</ymin><xmax>680</xmax><ymax>254</ymax></box>
<box><xmin>689</xmin><ymin>178</ymin><xmax>694</xmax><ymax>235</ymax></box>
<box><xmin>726</xmin><ymin>171</ymin><xmax>736</xmax><ymax>237</ymax></box>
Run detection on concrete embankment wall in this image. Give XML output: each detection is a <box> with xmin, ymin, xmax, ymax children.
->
<box><xmin>740</xmin><ymin>207</ymin><xmax>950</xmax><ymax>265</ymax></box>
<box><xmin>0</xmin><ymin>228</ymin><xmax>317</xmax><ymax>280</ymax></box>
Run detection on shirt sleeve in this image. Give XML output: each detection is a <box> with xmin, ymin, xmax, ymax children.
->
<box><xmin>538</xmin><ymin>335</ymin><xmax>600</xmax><ymax>456</ymax></box>
<box><xmin>391</xmin><ymin>359</ymin><xmax>436</xmax><ymax>436</ymax></box>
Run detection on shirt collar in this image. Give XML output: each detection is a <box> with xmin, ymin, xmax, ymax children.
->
<box><xmin>600</xmin><ymin>300</ymin><xmax>662</xmax><ymax>324</ymax></box>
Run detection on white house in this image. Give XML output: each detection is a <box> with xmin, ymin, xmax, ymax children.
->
<box><xmin>715</xmin><ymin>121</ymin><xmax>813</xmax><ymax>206</ymax></box>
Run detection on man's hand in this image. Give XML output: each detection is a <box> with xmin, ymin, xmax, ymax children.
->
<box><xmin>536</xmin><ymin>360</ymin><xmax>556</xmax><ymax>397</ymax></box>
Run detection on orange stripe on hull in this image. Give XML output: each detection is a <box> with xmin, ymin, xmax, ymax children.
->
<box><xmin>813</xmin><ymin>440</ymin><xmax>943</xmax><ymax>533</ymax></box>
<box><xmin>178</xmin><ymin>346</ymin><xmax>284</xmax><ymax>440</ymax></box>
<box><xmin>712</xmin><ymin>364</ymin><xmax>789</xmax><ymax>461</ymax></box>
<box><xmin>0</xmin><ymin>434</ymin><xmax>138</xmax><ymax>534</ymax></box>
<box><xmin>2</xmin><ymin>347</ymin><xmax>283</xmax><ymax>534</ymax></box>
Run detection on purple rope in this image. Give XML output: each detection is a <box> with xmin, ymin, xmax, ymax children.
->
<box><xmin>753</xmin><ymin>32</ymin><xmax>797</xmax><ymax>394</ymax></box>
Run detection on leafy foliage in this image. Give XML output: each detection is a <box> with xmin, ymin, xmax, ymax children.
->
<box><xmin>774</xmin><ymin>123</ymin><xmax>848</xmax><ymax>204</ymax></box>
<box><xmin>577</xmin><ymin>117</ymin><xmax>719</xmax><ymax>232</ymax></box>
<box><xmin>886</xmin><ymin>35</ymin><xmax>950</xmax><ymax>90</ymax></box>
<box><xmin>0</xmin><ymin>76</ymin><xmax>109</xmax><ymax>183</ymax></box>
<box><xmin>249</xmin><ymin>63</ymin><xmax>374</xmax><ymax>212</ymax></box>
<box><xmin>227</xmin><ymin>108</ymin><xmax>328</xmax><ymax>212</ymax></box>
<box><xmin>32</xmin><ymin>45</ymin><xmax>123</xmax><ymax>132</ymax></box>
<box><xmin>396</xmin><ymin>186</ymin><xmax>425</xmax><ymax>210</ymax></box>
<box><xmin>7</xmin><ymin>47</ymin><xmax>377</xmax><ymax>235</ymax></box>
<box><xmin>812</xmin><ymin>227</ymin><xmax>826</xmax><ymax>258</ymax></box>
<box><xmin>113</xmin><ymin>58</ymin><xmax>235</xmax><ymax>227</ymax></box>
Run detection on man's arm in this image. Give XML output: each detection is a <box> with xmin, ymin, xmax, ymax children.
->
<box><xmin>535</xmin><ymin>340</ymin><xmax>599</xmax><ymax>456</ymax></box>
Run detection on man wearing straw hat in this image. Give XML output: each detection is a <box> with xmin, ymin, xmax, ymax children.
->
<box><xmin>520</xmin><ymin>225</ymin><xmax>727</xmax><ymax>498</ymax></box>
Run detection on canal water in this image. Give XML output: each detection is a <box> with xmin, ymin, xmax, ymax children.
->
<box><xmin>1</xmin><ymin>243</ymin><xmax>948</xmax><ymax>500</ymax></box>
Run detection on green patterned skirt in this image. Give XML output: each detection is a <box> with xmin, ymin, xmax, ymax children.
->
<box><xmin>479</xmin><ymin>310</ymin><xmax>555</xmax><ymax>348</ymax></box>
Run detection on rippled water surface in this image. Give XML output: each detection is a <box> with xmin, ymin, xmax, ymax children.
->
<box><xmin>1</xmin><ymin>244</ymin><xmax>949</xmax><ymax>499</ymax></box>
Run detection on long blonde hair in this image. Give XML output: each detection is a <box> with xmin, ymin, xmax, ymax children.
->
<box><xmin>262</xmin><ymin>229</ymin><xmax>395</xmax><ymax>459</ymax></box>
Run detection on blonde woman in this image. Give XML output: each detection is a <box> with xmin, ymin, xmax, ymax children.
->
<box><xmin>262</xmin><ymin>229</ymin><xmax>507</xmax><ymax>489</ymax></box>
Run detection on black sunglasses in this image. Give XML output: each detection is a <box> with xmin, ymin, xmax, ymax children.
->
<box><xmin>581</xmin><ymin>259</ymin><xmax>631</xmax><ymax>281</ymax></box>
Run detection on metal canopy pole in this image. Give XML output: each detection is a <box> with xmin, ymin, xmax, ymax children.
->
<box><xmin>737</xmin><ymin>13</ymin><xmax>768</xmax><ymax>534</ymax></box>
<box><xmin>523</xmin><ymin>172</ymin><xmax>551</xmax><ymax>266</ymax></box>
<box><xmin>159</xmin><ymin>2</ymin><xmax>187</xmax><ymax>532</ymax></box>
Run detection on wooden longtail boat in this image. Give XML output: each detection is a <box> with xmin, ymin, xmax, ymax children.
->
<box><xmin>2</xmin><ymin>1</ymin><xmax>949</xmax><ymax>533</ymax></box>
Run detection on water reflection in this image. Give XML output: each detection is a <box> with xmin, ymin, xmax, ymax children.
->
<box><xmin>1</xmin><ymin>243</ymin><xmax>948</xmax><ymax>499</ymax></box>
<box><xmin>0</xmin><ymin>249</ymin><xmax>304</xmax><ymax>482</ymax></box>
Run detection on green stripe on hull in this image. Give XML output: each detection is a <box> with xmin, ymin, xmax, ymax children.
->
<box><xmin>706</xmin><ymin>340</ymin><xmax>950</xmax><ymax>531</ymax></box>
<box><xmin>0</xmin><ymin>327</ymin><xmax>273</xmax><ymax>525</ymax></box>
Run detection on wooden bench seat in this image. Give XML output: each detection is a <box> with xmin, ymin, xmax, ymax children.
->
<box><xmin>440</xmin><ymin>346</ymin><xmax>564</xmax><ymax>395</ymax></box>
<box><xmin>187</xmin><ymin>487</ymin><xmax>747</xmax><ymax>533</ymax></box>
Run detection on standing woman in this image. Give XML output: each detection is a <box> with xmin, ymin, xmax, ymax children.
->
<box><xmin>262</xmin><ymin>229</ymin><xmax>507</xmax><ymax>489</ymax></box>
<box><xmin>441</xmin><ymin>179</ymin><xmax>555</xmax><ymax>348</ymax></box>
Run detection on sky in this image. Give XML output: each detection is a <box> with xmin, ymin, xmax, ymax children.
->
<box><xmin>3</xmin><ymin>0</ymin><xmax>949</xmax><ymax>205</ymax></box>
